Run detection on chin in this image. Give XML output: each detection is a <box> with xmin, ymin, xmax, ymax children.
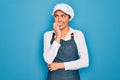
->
<box><xmin>59</xmin><ymin>25</ymin><xmax>65</xmax><ymax>30</ymax></box>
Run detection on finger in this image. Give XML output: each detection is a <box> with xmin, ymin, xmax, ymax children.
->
<box><xmin>53</xmin><ymin>22</ymin><xmax>56</xmax><ymax>27</ymax></box>
<box><xmin>54</xmin><ymin>22</ymin><xmax>59</xmax><ymax>28</ymax></box>
<box><xmin>50</xmin><ymin>69</ymin><xmax>54</xmax><ymax>71</ymax></box>
<box><xmin>53</xmin><ymin>23</ymin><xmax>56</xmax><ymax>29</ymax></box>
<box><xmin>48</xmin><ymin>66</ymin><xmax>51</xmax><ymax>70</ymax></box>
<box><xmin>54</xmin><ymin>22</ymin><xmax>57</xmax><ymax>27</ymax></box>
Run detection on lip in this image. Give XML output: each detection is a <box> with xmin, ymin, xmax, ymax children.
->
<box><xmin>58</xmin><ymin>23</ymin><xmax>63</xmax><ymax>26</ymax></box>
<box><xmin>59</xmin><ymin>25</ymin><xmax>62</xmax><ymax>27</ymax></box>
<box><xmin>59</xmin><ymin>24</ymin><xmax>63</xmax><ymax>27</ymax></box>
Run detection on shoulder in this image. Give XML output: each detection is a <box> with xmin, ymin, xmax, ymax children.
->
<box><xmin>71</xmin><ymin>28</ymin><xmax>86</xmax><ymax>45</ymax></box>
<box><xmin>44</xmin><ymin>30</ymin><xmax>54</xmax><ymax>38</ymax></box>
<box><xmin>44</xmin><ymin>30</ymin><xmax>54</xmax><ymax>36</ymax></box>
<box><xmin>71</xmin><ymin>27</ymin><xmax>84</xmax><ymax>36</ymax></box>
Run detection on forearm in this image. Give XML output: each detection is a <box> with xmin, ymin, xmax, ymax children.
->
<box><xmin>64</xmin><ymin>53</ymin><xmax>89</xmax><ymax>70</ymax></box>
<box><xmin>44</xmin><ymin>40</ymin><xmax>61</xmax><ymax>64</ymax></box>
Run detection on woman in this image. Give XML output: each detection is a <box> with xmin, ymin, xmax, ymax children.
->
<box><xmin>43</xmin><ymin>3</ymin><xmax>89</xmax><ymax>80</ymax></box>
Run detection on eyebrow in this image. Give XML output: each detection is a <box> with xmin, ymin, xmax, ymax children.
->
<box><xmin>54</xmin><ymin>13</ymin><xmax>68</xmax><ymax>16</ymax></box>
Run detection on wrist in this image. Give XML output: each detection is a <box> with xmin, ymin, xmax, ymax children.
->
<box><xmin>56</xmin><ymin>34</ymin><xmax>61</xmax><ymax>38</ymax></box>
<box><xmin>59</xmin><ymin>63</ymin><xmax>65</xmax><ymax>69</ymax></box>
<box><xmin>55</xmin><ymin>36</ymin><xmax>61</xmax><ymax>43</ymax></box>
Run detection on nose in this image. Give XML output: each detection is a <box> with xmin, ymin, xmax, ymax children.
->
<box><xmin>58</xmin><ymin>16</ymin><xmax>62</xmax><ymax>22</ymax></box>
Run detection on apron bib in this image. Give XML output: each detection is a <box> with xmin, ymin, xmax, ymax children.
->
<box><xmin>47</xmin><ymin>33</ymin><xmax>80</xmax><ymax>80</ymax></box>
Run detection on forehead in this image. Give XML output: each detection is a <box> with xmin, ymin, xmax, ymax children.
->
<box><xmin>54</xmin><ymin>10</ymin><xmax>68</xmax><ymax>15</ymax></box>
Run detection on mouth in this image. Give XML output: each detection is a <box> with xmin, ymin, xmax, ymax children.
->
<box><xmin>58</xmin><ymin>23</ymin><xmax>63</xmax><ymax>27</ymax></box>
<box><xmin>59</xmin><ymin>24</ymin><xmax>62</xmax><ymax>27</ymax></box>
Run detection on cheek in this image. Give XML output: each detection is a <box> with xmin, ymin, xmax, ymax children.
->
<box><xmin>64</xmin><ymin>19</ymin><xmax>69</xmax><ymax>24</ymax></box>
<box><xmin>54</xmin><ymin>18</ymin><xmax>57</xmax><ymax>22</ymax></box>
<box><xmin>54</xmin><ymin>17</ymin><xmax>59</xmax><ymax>22</ymax></box>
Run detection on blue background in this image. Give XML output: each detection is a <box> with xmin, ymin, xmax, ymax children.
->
<box><xmin>0</xmin><ymin>0</ymin><xmax>120</xmax><ymax>80</ymax></box>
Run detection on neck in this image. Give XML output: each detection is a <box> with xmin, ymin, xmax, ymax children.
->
<box><xmin>61</xmin><ymin>26</ymin><xmax>70</xmax><ymax>37</ymax></box>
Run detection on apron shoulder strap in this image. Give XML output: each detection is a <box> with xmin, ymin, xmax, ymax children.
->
<box><xmin>52</xmin><ymin>32</ymin><xmax>74</xmax><ymax>40</ymax></box>
<box><xmin>52</xmin><ymin>32</ymin><xmax>55</xmax><ymax>39</ymax></box>
<box><xmin>71</xmin><ymin>33</ymin><xmax>74</xmax><ymax>40</ymax></box>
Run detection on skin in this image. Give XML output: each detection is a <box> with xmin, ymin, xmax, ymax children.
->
<box><xmin>48</xmin><ymin>10</ymin><xmax>71</xmax><ymax>71</ymax></box>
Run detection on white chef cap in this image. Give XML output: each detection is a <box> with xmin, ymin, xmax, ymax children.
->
<box><xmin>52</xmin><ymin>3</ymin><xmax>74</xmax><ymax>21</ymax></box>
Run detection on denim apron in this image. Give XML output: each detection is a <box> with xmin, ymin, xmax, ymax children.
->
<box><xmin>47</xmin><ymin>33</ymin><xmax>80</xmax><ymax>80</ymax></box>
